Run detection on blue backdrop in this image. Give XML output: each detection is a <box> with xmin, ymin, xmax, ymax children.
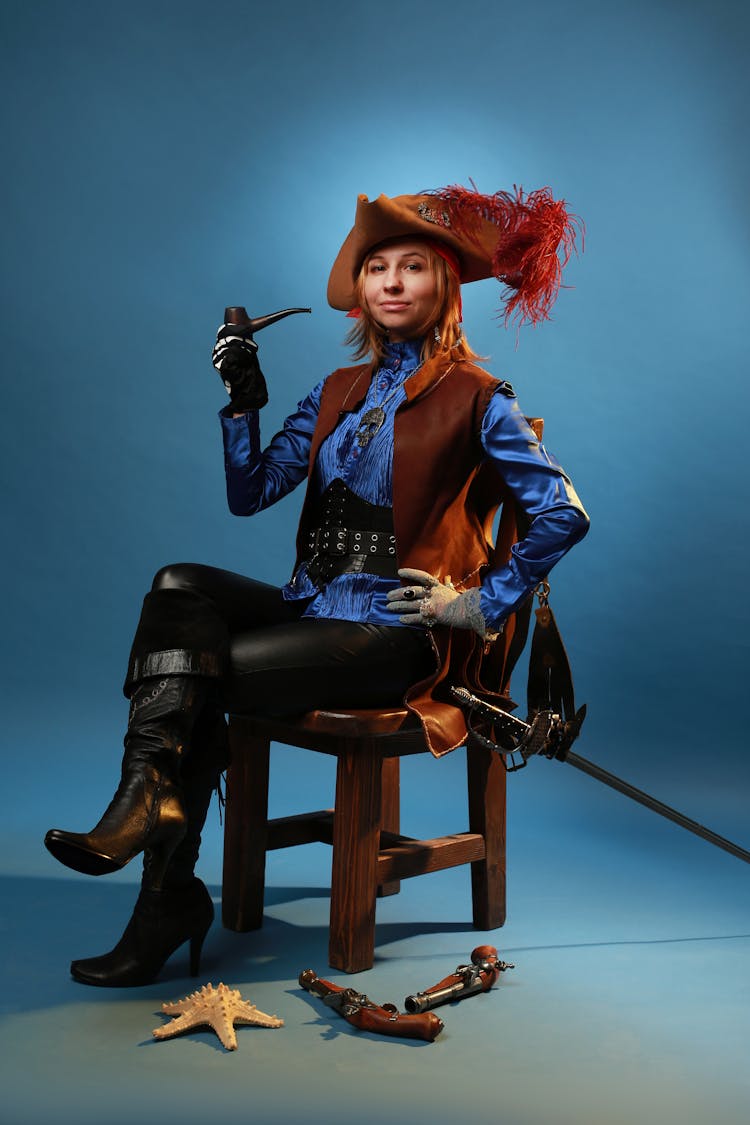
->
<box><xmin>3</xmin><ymin>5</ymin><xmax>750</xmax><ymax>1125</ymax></box>
<box><xmin>2</xmin><ymin>0</ymin><xmax>748</xmax><ymax>854</ymax></box>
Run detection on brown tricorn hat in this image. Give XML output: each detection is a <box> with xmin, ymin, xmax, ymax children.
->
<box><xmin>327</xmin><ymin>185</ymin><xmax>582</xmax><ymax>327</ymax></box>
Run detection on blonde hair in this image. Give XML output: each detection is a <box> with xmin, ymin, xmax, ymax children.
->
<box><xmin>344</xmin><ymin>240</ymin><xmax>482</xmax><ymax>368</ymax></box>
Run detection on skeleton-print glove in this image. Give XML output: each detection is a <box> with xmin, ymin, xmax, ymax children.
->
<box><xmin>212</xmin><ymin>323</ymin><xmax>269</xmax><ymax>411</ymax></box>
<box><xmin>386</xmin><ymin>568</ymin><xmax>500</xmax><ymax>640</ymax></box>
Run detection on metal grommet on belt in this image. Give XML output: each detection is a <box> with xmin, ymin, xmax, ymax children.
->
<box><xmin>302</xmin><ymin>479</ymin><xmax>398</xmax><ymax>582</ymax></box>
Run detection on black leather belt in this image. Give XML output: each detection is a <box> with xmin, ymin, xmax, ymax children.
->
<box><xmin>302</xmin><ymin>478</ymin><xmax>399</xmax><ymax>585</ymax></box>
<box><xmin>306</xmin><ymin>527</ymin><xmax>397</xmax><ymax>558</ymax></box>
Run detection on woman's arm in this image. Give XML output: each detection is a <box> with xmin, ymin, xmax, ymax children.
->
<box><xmin>219</xmin><ymin>379</ymin><xmax>324</xmax><ymax>515</ymax></box>
<box><xmin>479</xmin><ymin>386</ymin><xmax>590</xmax><ymax>630</ymax></box>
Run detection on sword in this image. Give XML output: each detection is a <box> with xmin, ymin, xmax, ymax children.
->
<box><xmin>451</xmin><ymin>687</ymin><xmax>750</xmax><ymax>866</ymax></box>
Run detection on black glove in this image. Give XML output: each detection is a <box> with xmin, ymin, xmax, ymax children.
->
<box><xmin>212</xmin><ymin>324</ymin><xmax>269</xmax><ymax>411</ymax></box>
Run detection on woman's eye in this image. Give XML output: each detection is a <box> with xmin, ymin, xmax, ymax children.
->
<box><xmin>405</xmin><ymin>262</ymin><xmax>422</xmax><ymax>271</ymax></box>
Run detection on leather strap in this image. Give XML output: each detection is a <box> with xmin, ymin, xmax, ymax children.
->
<box><xmin>302</xmin><ymin>478</ymin><xmax>398</xmax><ymax>585</ymax></box>
<box><xmin>526</xmin><ymin>589</ymin><xmax>577</xmax><ymax>722</ymax></box>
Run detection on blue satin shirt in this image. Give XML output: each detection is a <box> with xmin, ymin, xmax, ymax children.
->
<box><xmin>220</xmin><ymin>339</ymin><xmax>589</xmax><ymax>630</ymax></box>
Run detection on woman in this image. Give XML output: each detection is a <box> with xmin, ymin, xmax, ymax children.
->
<box><xmin>45</xmin><ymin>184</ymin><xmax>589</xmax><ymax>986</ymax></box>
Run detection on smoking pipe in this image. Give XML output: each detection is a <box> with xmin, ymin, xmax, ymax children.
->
<box><xmin>224</xmin><ymin>305</ymin><xmax>311</xmax><ymax>333</ymax></box>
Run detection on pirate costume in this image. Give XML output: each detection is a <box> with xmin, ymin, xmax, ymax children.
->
<box><xmin>45</xmin><ymin>183</ymin><xmax>589</xmax><ymax>985</ymax></box>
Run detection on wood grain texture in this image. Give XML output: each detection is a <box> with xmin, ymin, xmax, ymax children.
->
<box><xmin>221</xmin><ymin>708</ymin><xmax>507</xmax><ymax>971</ymax></box>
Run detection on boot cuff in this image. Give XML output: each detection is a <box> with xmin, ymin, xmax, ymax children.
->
<box><xmin>128</xmin><ymin>649</ymin><xmax>223</xmax><ymax>687</ymax></box>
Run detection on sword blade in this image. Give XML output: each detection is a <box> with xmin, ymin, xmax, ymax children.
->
<box><xmin>565</xmin><ymin>751</ymin><xmax>750</xmax><ymax>865</ymax></box>
<box><xmin>451</xmin><ymin>687</ymin><xmax>750</xmax><ymax>865</ymax></box>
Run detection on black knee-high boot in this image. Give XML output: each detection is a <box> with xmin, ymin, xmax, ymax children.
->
<box><xmin>45</xmin><ymin>675</ymin><xmax>210</xmax><ymax>887</ymax></box>
<box><xmin>67</xmin><ymin>709</ymin><xmax>228</xmax><ymax>988</ymax></box>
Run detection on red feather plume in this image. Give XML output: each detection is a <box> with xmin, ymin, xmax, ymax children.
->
<box><xmin>429</xmin><ymin>183</ymin><xmax>583</xmax><ymax>327</ymax></box>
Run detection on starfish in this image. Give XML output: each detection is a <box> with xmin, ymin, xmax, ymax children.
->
<box><xmin>153</xmin><ymin>982</ymin><xmax>284</xmax><ymax>1051</ymax></box>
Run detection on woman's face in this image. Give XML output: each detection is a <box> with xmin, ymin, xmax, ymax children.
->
<box><xmin>362</xmin><ymin>240</ymin><xmax>438</xmax><ymax>342</ymax></box>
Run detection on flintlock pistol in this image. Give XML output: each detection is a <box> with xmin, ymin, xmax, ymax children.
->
<box><xmin>299</xmin><ymin>969</ymin><xmax>444</xmax><ymax>1042</ymax></box>
<box><xmin>404</xmin><ymin>945</ymin><xmax>514</xmax><ymax>1014</ymax></box>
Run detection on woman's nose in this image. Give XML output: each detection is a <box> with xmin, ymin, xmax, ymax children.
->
<box><xmin>384</xmin><ymin>271</ymin><xmax>403</xmax><ymax>290</ymax></box>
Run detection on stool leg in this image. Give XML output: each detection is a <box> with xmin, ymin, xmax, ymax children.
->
<box><xmin>377</xmin><ymin>757</ymin><xmax>400</xmax><ymax>898</ymax></box>
<box><xmin>467</xmin><ymin>743</ymin><xmax>507</xmax><ymax>930</ymax></box>
<box><xmin>329</xmin><ymin>739</ymin><xmax>382</xmax><ymax>973</ymax></box>
<box><xmin>222</xmin><ymin>718</ymin><xmax>270</xmax><ymax>932</ymax></box>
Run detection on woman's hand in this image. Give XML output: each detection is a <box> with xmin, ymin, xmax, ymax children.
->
<box><xmin>386</xmin><ymin>568</ymin><xmax>500</xmax><ymax>639</ymax></box>
<box><xmin>212</xmin><ymin>324</ymin><xmax>269</xmax><ymax>411</ymax></box>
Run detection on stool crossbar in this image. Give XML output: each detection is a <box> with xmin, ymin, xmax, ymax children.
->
<box><xmin>221</xmin><ymin>706</ymin><xmax>506</xmax><ymax>973</ymax></box>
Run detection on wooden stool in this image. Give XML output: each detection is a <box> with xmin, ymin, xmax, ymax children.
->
<box><xmin>221</xmin><ymin>706</ymin><xmax>506</xmax><ymax>973</ymax></box>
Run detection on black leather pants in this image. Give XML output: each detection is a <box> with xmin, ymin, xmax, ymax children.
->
<box><xmin>127</xmin><ymin>563</ymin><xmax>437</xmax><ymax>717</ymax></box>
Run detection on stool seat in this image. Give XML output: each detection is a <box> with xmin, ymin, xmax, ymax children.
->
<box><xmin>275</xmin><ymin>706</ymin><xmax>417</xmax><ymax>736</ymax></box>
<box><xmin>221</xmin><ymin>705</ymin><xmax>507</xmax><ymax>973</ymax></box>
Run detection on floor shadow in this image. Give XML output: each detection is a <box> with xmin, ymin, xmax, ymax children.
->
<box><xmin>8</xmin><ymin>873</ymin><xmax>745</xmax><ymax>1021</ymax></box>
<box><xmin>503</xmin><ymin>933</ymin><xmax>750</xmax><ymax>954</ymax></box>
<box><xmin>0</xmin><ymin>874</ymin><xmax>471</xmax><ymax>1017</ymax></box>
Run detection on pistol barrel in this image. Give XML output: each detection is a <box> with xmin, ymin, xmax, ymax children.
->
<box><xmin>405</xmin><ymin>979</ymin><xmax>472</xmax><ymax>1013</ymax></box>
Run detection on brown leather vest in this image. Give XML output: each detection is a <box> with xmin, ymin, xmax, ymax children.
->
<box><xmin>295</xmin><ymin>352</ymin><xmax>530</xmax><ymax>757</ymax></box>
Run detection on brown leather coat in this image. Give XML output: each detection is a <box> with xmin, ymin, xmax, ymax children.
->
<box><xmin>294</xmin><ymin>352</ymin><xmax>533</xmax><ymax>757</ymax></box>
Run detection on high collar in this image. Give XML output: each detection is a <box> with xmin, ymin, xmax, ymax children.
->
<box><xmin>337</xmin><ymin>346</ymin><xmax>458</xmax><ymax>415</ymax></box>
<box><xmin>381</xmin><ymin>337</ymin><xmax>423</xmax><ymax>373</ymax></box>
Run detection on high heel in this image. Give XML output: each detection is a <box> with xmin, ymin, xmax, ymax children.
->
<box><xmin>189</xmin><ymin>930</ymin><xmax>206</xmax><ymax>976</ymax></box>
<box><xmin>69</xmin><ymin>877</ymin><xmax>214</xmax><ymax>988</ymax></box>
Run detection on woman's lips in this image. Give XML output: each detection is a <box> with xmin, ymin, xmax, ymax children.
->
<box><xmin>380</xmin><ymin>302</ymin><xmax>409</xmax><ymax>311</ymax></box>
